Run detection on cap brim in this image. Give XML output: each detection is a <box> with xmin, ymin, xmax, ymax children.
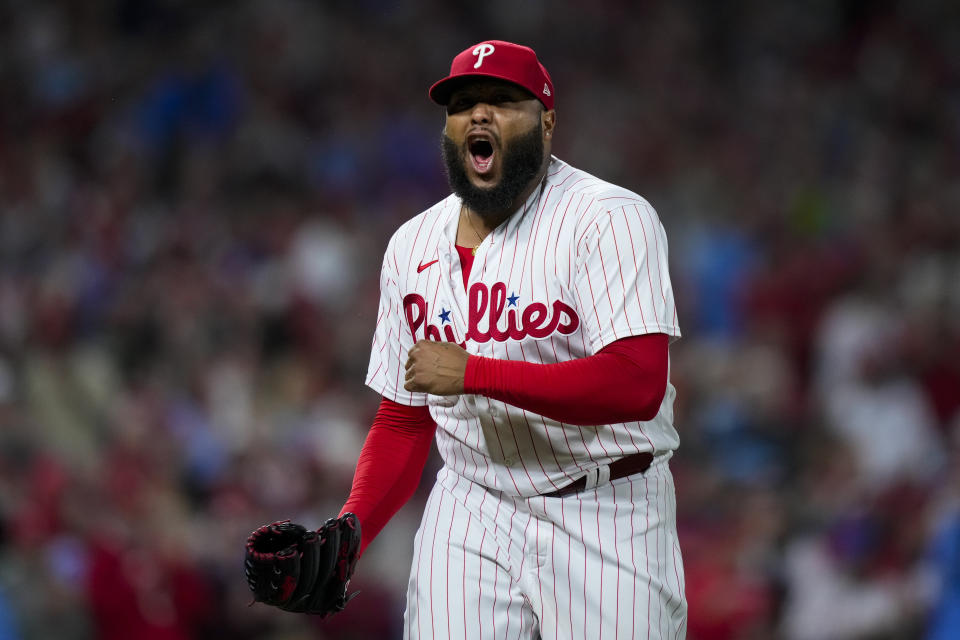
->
<box><xmin>429</xmin><ymin>73</ymin><xmax>539</xmax><ymax>106</ymax></box>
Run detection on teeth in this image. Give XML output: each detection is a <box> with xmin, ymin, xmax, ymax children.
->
<box><xmin>472</xmin><ymin>153</ymin><xmax>493</xmax><ymax>173</ymax></box>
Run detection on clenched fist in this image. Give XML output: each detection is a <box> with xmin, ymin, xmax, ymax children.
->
<box><xmin>404</xmin><ymin>340</ymin><xmax>470</xmax><ymax>395</ymax></box>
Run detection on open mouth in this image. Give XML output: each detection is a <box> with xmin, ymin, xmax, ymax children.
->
<box><xmin>468</xmin><ymin>139</ymin><xmax>495</xmax><ymax>175</ymax></box>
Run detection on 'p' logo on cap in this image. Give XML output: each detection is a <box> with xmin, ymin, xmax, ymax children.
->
<box><xmin>472</xmin><ymin>43</ymin><xmax>495</xmax><ymax>68</ymax></box>
<box><xmin>429</xmin><ymin>40</ymin><xmax>555</xmax><ymax>110</ymax></box>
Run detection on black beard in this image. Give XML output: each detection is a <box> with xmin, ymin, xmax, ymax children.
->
<box><xmin>441</xmin><ymin>122</ymin><xmax>544</xmax><ymax>219</ymax></box>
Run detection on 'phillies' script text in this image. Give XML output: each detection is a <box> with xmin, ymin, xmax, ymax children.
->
<box><xmin>404</xmin><ymin>282</ymin><xmax>580</xmax><ymax>346</ymax></box>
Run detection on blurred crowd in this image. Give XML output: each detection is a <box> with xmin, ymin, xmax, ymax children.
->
<box><xmin>0</xmin><ymin>1</ymin><xmax>957</xmax><ymax>638</ymax></box>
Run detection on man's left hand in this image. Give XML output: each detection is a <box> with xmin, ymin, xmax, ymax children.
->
<box><xmin>404</xmin><ymin>340</ymin><xmax>469</xmax><ymax>395</ymax></box>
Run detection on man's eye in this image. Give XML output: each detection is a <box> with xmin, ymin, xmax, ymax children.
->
<box><xmin>447</xmin><ymin>94</ymin><xmax>515</xmax><ymax>112</ymax></box>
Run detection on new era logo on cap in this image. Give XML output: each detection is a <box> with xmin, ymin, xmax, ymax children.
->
<box><xmin>429</xmin><ymin>40</ymin><xmax>555</xmax><ymax>110</ymax></box>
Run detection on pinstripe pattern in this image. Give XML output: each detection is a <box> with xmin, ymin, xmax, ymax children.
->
<box><xmin>369</xmin><ymin>155</ymin><xmax>685</xmax><ymax>637</ymax></box>
<box><xmin>405</xmin><ymin>461</ymin><xmax>686</xmax><ymax>639</ymax></box>
<box><xmin>366</xmin><ymin>156</ymin><xmax>682</xmax><ymax>498</ymax></box>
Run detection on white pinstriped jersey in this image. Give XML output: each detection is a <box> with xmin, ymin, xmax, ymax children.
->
<box><xmin>366</xmin><ymin>156</ymin><xmax>681</xmax><ymax>498</ymax></box>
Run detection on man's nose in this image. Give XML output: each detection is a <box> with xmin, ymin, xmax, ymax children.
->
<box><xmin>470</xmin><ymin>102</ymin><xmax>492</xmax><ymax>124</ymax></box>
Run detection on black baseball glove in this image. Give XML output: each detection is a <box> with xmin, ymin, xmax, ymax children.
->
<box><xmin>244</xmin><ymin>513</ymin><xmax>361</xmax><ymax>616</ymax></box>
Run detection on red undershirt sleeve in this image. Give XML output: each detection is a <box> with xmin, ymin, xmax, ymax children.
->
<box><xmin>340</xmin><ymin>398</ymin><xmax>436</xmax><ymax>555</ymax></box>
<box><xmin>454</xmin><ymin>243</ymin><xmax>668</xmax><ymax>426</ymax></box>
<box><xmin>341</xmin><ymin>247</ymin><xmax>667</xmax><ymax>553</ymax></box>
<box><xmin>464</xmin><ymin>333</ymin><xmax>669</xmax><ymax>426</ymax></box>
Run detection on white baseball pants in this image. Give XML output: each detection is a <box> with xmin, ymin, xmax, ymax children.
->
<box><xmin>403</xmin><ymin>457</ymin><xmax>687</xmax><ymax>639</ymax></box>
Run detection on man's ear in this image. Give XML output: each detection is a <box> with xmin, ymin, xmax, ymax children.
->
<box><xmin>542</xmin><ymin>109</ymin><xmax>556</xmax><ymax>139</ymax></box>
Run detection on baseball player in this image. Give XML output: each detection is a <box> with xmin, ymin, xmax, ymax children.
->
<box><xmin>245</xmin><ymin>40</ymin><xmax>686</xmax><ymax>638</ymax></box>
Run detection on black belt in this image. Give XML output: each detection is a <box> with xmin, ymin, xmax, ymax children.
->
<box><xmin>541</xmin><ymin>451</ymin><xmax>654</xmax><ymax>498</ymax></box>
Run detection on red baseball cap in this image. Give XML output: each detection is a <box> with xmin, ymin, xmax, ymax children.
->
<box><xmin>429</xmin><ymin>40</ymin><xmax>555</xmax><ymax>110</ymax></box>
